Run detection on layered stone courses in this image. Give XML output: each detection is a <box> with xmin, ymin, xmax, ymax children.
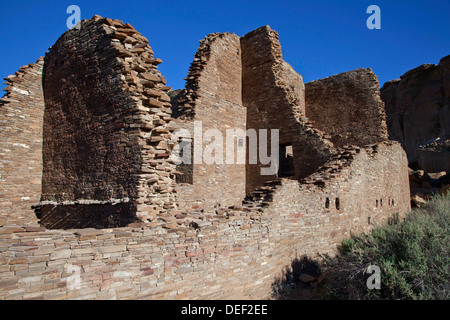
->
<box><xmin>306</xmin><ymin>68</ymin><xmax>389</xmax><ymax>147</ymax></box>
<box><xmin>0</xmin><ymin>139</ymin><xmax>409</xmax><ymax>300</ymax></box>
<box><xmin>173</xmin><ymin>32</ymin><xmax>245</xmax><ymax>210</ymax></box>
<box><xmin>0</xmin><ymin>58</ymin><xmax>44</xmax><ymax>226</ymax></box>
<box><xmin>0</xmin><ymin>16</ymin><xmax>411</xmax><ymax>300</ymax></box>
<box><xmin>241</xmin><ymin>26</ymin><xmax>335</xmax><ymax>193</ymax></box>
<box><xmin>39</xmin><ymin>16</ymin><xmax>177</xmax><ymax>228</ymax></box>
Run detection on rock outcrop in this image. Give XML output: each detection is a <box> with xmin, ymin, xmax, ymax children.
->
<box><xmin>416</xmin><ymin>137</ymin><xmax>450</xmax><ymax>174</ymax></box>
<box><xmin>380</xmin><ymin>55</ymin><xmax>450</xmax><ymax>164</ymax></box>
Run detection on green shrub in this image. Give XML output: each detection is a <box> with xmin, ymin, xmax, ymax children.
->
<box><xmin>320</xmin><ymin>194</ymin><xmax>450</xmax><ymax>300</ymax></box>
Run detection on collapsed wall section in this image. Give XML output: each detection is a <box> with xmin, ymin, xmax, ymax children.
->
<box><xmin>305</xmin><ymin>68</ymin><xmax>388</xmax><ymax>148</ymax></box>
<box><xmin>40</xmin><ymin>16</ymin><xmax>177</xmax><ymax>229</ymax></box>
<box><xmin>241</xmin><ymin>26</ymin><xmax>334</xmax><ymax>194</ymax></box>
<box><xmin>173</xmin><ymin>32</ymin><xmax>246</xmax><ymax>210</ymax></box>
<box><xmin>295</xmin><ymin>141</ymin><xmax>411</xmax><ymax>244</ymax></box>
<box><xmin>0</xmin><ymin>58</ymin><xmax>44</xmax><ymax>226</ymax></box>
<box><xmin>380</xmin><ymin>55</ymin><xmax>450</xmax><ymax>164</ymax></box>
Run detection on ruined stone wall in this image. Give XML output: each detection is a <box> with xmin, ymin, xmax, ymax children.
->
<box><xmin>173</xmin><ymin>32</ymin><xmax>246</xmax><ymax>210</ymax></box>
<box><xmin>0</xmin><ymin>140</ymin><xmax>409</xmax><ymax>300</ymax></box>
<box><xmin>40</xmin><ymin>16</ymin><xmax>177</xmax><ymax>229</ymax></box>
<box><xmin>0</xmin><ymin>58</ymin><xmax>44</xmax><ymax>226</ymax></box>
<box><xmin>0</xmin><ymin>19</ymin><xmax>412</xmax><ymax>300</ymax></box>
<box><xmin>305</xmin><ymin>68</ymin><xmax>388</xmax><ymax>148</ymax></box>
<box><xmin>241</xmin><ymin>26</ymin><xmax>333</xmax><ymax>194</ymax></box>
<box><xmin>296</xmin><ymin>141</ymin><xmax>410</xmax><ymax>244</ymax></box>
<box><xmin>380</xmin><ymin>55</ymin><xmax>450</xmax><ymax>164</ymax></box>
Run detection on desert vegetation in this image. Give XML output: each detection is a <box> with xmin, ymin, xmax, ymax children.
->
<box><xmin>274</xmin><ymin>194</ymin><xmax>449</xmax><ymax>300</ymax></box>
<box><xmin>321</xmin><ymin>194</ymin><xmax>449</xmax><ymax>300</ymax></box>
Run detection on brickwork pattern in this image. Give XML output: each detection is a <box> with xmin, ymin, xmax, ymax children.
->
<box><xmin>0</xmin><ymin>58</ymin><xmax>44</xmax><ymax>226</ymax></box>
<box><xmin>305</xmin><ymin>68</ymin><xmax>388</xmax><ymax>148</ymax></box>
<box><xmin>381</xmin><ymin>55</ymin><xmax>450</xmax><ymax>163</ymax></box>
<box><xmin>172</xmin><ymin>32</ymin><xmax>246</xmax><ymax>210</ymax></box>
<box><xmin>40</xmin><ymin>16</ymin><xmax>177</xmax><ymax>228</ymax></box>
<box><xmin>0</xmin><ymin>141</ymin><xmax>409</xmax><ymax>300</ymax></box>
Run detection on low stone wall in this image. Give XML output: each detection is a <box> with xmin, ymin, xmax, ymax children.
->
<box><xmin>0</xmin><ymin>141</ymin><xmax>409</xmax><ymax>300</ymax></box>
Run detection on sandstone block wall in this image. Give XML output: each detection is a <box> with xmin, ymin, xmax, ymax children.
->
<box><xmin>40</xmin><ymin>16</ymin><xmax>177</xmax><ymax>228</ymax></box>
<box><xmin>380</xmin><ymin>55</ymin><xmax>450</xmax><ymax>164</ymax></box>
<box><xmin>241</xmin><ymin>26</ymin><xmax>334</xmax><ymax>194</ymax></box>
<box><xmin>416</xmin><ymin>148</ymin><xmax>450</xmax><ymax>173</ymax></box>
<box><xmin>305</xmin><ymin>68</ymin><xmax>388</xmax><ymax>148</ymax></box>
<box><xmin>173</xmin><ymin>32</ymin><xmax>246</xmax><ymax>210</ymax></box>
<box><xmin>0</xmin><ymin>141</ymin><xmax>409</xmax><ymax>300</ymax></box>
<box><xmin>0</xmin><ymin>16</ymin><xmax>412</xmax><ymax>300</ymax></box>
<box><xmin>0</xmin><ymin>58</ymin><xmax>44</xmax><ymax>226</ymax></box>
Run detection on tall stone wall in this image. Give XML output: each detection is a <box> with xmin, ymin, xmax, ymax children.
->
<box><xmin>0</xmin><ymin>140</ymin><xmax>409</xmax><ymax>300</ymax></box>
<box><xmin>241</xmin><ymin>26</ymin><xmax>333</xmax><ymax>194</ymax></box>
<box><xmin>305</xmin><ymin>68</ymin><xmax>388</xmax><ymax>148</ymax></box>
<box><xmin>39</xmin><ymin>16</ymin><xmax>177</xmax><ymax>229</ymax></box>
<box><xmin>0</xmin><ymin>58</ymin><xmax>44</xmax><ymax>226</ymax></box>
<box><xmin>380</xmin><ymin>55</ymin><xmax>450</xmax><ymax>164</ymax></box>
<box><xmin>173</xmin><ymin>32</ymin><xmax>246</xmax><ymax>210</ymax></box>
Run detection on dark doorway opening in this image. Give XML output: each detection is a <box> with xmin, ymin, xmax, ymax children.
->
<box><xmin>279</xmin><ymin>143</ymin><xmax>295</xmax><ymax>177</ymax></box>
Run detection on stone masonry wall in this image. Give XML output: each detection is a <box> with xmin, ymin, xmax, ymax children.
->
<box><xmin>380</xmin><ymin>55</ymin><xmax>450</xmax><ymax>164</ymax></box>
<box><xmin>0</xmin><ymin>140</ymin><xmax>409</xmax><ymax>300</ymax></box>
<box><xmin>39</xmin><ymin>16</ymin><xmax>177</xmax><ymax>229</ymax></box>
<box><xmin>0</xmin><ymin>58</ymin><xmax>45</xmax><ymax>226</ymax></box>
<box><xmin>173</xmin><ymin>32</ymin><xmax>246</xmax><ymax>210</ymax></box>
<box><xmin>241</xmin><ymin>26</ymin><xmax>334</xmax><ymax>194</ymax></box>
<box><xmin>305</xmin><ymin>68</ymin><xmax>388</xmax><ymax>148</ymax></box>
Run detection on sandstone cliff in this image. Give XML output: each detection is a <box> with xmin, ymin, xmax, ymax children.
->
<box><xmin>380</xmin><ymin>55</ymin><xmax>450</xmax><ymax>164</ymax></box>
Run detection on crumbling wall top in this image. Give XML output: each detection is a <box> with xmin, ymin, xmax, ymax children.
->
<box><xmin>305</xmin><ymin>68</ymin><xmax>388</xmax><ymax>148</ymax></box>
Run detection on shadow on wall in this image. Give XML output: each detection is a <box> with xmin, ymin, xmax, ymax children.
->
<box><xmin>34</xmin><ymin>202</ymin><xmax>139</xmax><ymax>229</ymax></box>
<box><xmin>271</xmin><ymin>255</ymin><xmax>322</xmax><ymax>300</ymax></box>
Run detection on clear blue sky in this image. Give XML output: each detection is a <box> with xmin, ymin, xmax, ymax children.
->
<box><xmin>1</xmin><ymin>0</ymin><xmax>449</xmax><ymax>92</ymax></box>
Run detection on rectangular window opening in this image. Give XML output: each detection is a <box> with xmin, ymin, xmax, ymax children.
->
<box><xmin>278</xmin><ymin>143</ymin><xmax>294</xmax><ymax>178</ymax></box>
